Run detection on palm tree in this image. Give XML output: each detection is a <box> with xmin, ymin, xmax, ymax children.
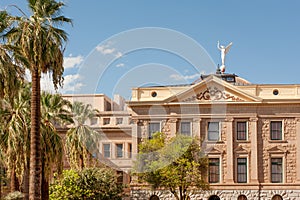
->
<box><xmin>40</xmin><ymin>92</ymin><xmax>72</xmax><ymax>200</ymax></box>
<box><xmin>3</xmin><ymin>1</ymin><xmax>72</xmax><ymax>199</ymax></box>
<box><xmin>66</xmin><ymin>101</ymin><xmax>100</xmax><ymax>170</ymax></box>
<box><xmin>0</xmin><ymin>83</ymin><xmax>31</xmax><ymax>193</ymax></box>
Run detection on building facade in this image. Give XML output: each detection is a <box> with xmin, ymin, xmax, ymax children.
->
<box><xmin>128</xmin><ymin>72</ymin><xmax>300</xmax><ymax>200</ymax></box>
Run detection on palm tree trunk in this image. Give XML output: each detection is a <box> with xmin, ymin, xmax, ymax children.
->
<box><xmin>10</xmin><ymin>167</ymin><xmax>19</xmax><ymax>192</ymax></box>
<box><xmin>29</xmin><ymin>67</ymin><xmax>41</xmax><ymax>200</ymax></box>
<box><xmin>23</xmin><ymin>158</ymin><xmax>30</xmax><ymax>200</ymax></box>
<box><xmin>41</xmin><ymin>159</ymin><xmax>49</xmax><ymax>200</ymax></box>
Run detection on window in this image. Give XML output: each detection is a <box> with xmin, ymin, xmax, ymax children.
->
<box><xmin>149</xmin><ymin>122</ymin><xmax>160</xmax><ymax>139</ymax></box>
<box><xmin>103</xmin><ymin>144</ymin><xmax>111</xmax><ymax>158</ymax></box>
<box><xmin>180</xmin><ymin>122</ymin><xmax>191</xmax><ymax>136</ymax></box>
<box><xmin>208</xmin><ymin>122</ymin><xmax>219</xmax><ymax>141</ymax></box>
<box><xmin>237</xmin><ymin>121</ymin><xmax>247</xmax><ymax>140</ymax></box>
<box><xmin>237</xmin><ymin>195</ymin><xmax>247</xmax><ymax>200</ymax></box>
<box><xmin>270</xmin><ymin>121</ymin><xmax>282</xmax><ymax>140</ymax></box>
<box><xmin>116</xmin><ymin>144</ymin><xmax>123</xmax><ymax>158</ymax></box>
<box><xmin>271</xmin><ymin>195</ymin><xmax>283</xmax><ymax>200</ymax></box>
<box><xmin>128</xmin><ymin>143</ymin><xmax>132</xmax><ymax>158</ymax></box>
<box><xmin>149</xmin><ymin>195</ymin><xmax>160</xmax><ymax>200</ymax></box>
<box><xmin>116</xmin><ymin>118</ymin><xmax>123</xmax><ymax>125</ymax></box>
<box><xmin>103</xmin><ymin>118</ymin><xmax>110</xmax><ymax>125</ymax></box>
<box><xmin>209</xmin><ymin>158</ymin><xmax>220</xmax><ymax>183</ymax></box>
<box><xmin>90</xmin><ymin>117</ymin><xmax>98</xmax><ymax>125</ymax></box>
<box><xmin>237</xmin><ymin>158</ymin><xmax>247</xmax><ymax>183</ymax></box>
<box><xmin>271</xmin><ymin>158</ymin><xmax>283</xmax><ymax>183</ymax></box>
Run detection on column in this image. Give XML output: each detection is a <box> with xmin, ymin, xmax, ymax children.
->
<box><xmin>225</xmin><ymin>117</ymin><xmax>234</xmax><ymax>183</ymax></box>
<box><xmin>296</xmin><ymin>118</ymin><xmax>300</xmax><ymax>183</ymax></box>
<box><xmin>131</xmin><ymin>119</ymin><xmax>139</xmax><ymax>160</ymax></box>
<box><xmin>249</xmin><ymin>117</ymin><xmax>259</xmax><ymax>183</ymax></box>
<box><xmin>169</xmin><ymin>118</ymin><xmax>177</xmax><ymax>137</ymax></box>
<box><xmin>192</xmin><ymin>118</ymin><xmax>202</xmax><ymax>138</ymax></box>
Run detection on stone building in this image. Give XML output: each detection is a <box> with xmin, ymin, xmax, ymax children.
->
<box><xmin>128</xmin><ymin>71</ymin><xmax>300</xmax><ymax>200</ymax></box>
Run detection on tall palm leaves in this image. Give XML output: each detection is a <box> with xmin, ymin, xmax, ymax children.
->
<box><xmin>66</xmin><ymin>102</ymin><xmax>100</xmax><ymax>170</ymax></box>
<box><xmin>40</xmin><ymin>92</ymin><xmax>72</xmax><ymax>200</ymax></box>
<box><xmin>3</xmin><ymin>1</ymin><xmax>72</xmax><ymax>199</ymax></box>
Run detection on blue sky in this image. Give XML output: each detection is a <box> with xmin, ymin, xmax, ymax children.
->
<box><xmin>1</xmin><ymin>1</ymin><xmax>300</xmax><ymax>99</ymax></box>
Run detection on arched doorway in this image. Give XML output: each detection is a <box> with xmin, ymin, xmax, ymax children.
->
<box><xmin>272</xmin><ymin>194</ymin><xmax>283</xmax><ymax>200</ymax></box>
<box><xmin>238</xmin><ymin>194</ymin><xmax>247</xmax><ymax>200</ymax></box>
<box><xmin>149</xmin><ymin>195</ymin><xmax>159</xmax><ymax>200</ymax></box>
<box><xmin>208</xmin><ymin>195</ymin><xmax>220</xmax><ymax>200</ymax></box>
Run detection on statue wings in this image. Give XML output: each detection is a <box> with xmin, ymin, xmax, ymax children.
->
<box><xmin>225</xmin><ymin>42</ymin><xmax>233</xmax><ymax>54</ymax></box>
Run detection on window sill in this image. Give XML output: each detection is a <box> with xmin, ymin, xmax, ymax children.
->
<box><xmin>235</xmin><ymin>140</ymin><xmax>250</xmax><ymax>143</ymax></box>
<box><xmin>268</xmin><ymin>140</ymin><xmax>288</xmax><ymax>143</ymax></box>
<box><xmin>206</xmin><ymin>140</ymin><xmax>224</xmax><ymax>144</ymax></box>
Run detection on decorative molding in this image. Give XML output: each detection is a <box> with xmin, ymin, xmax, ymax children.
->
<box><xmin>182</xmin><ymin>86</ymin><xmax>245</xmax><ymax>102</ymax></box>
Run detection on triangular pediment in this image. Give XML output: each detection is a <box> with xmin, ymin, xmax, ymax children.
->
<box><xmin>234</xmin><ymin>145</ymin><xmax>250</xmax><ymax>154</ymax></box>
<box><xmin>164</xmin><ymin>75</ymin><xmax>262</xmax><ymax>103</ymax></box>
<box><xmin>205</xmin><ymin>146</ymin><xmax>224</xmax><ymax>155</ymax></box>
<box><xmin>267</xmin><ymin>146</ymin><xmax>287</xmax><ymax>154</ymax></box>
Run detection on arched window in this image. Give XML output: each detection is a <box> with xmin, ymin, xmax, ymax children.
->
<box><xmin>238</xmin><ymin>194</ymin><xmax>247</xmax><ymax>200</ymax></box>
<box><xmin>272</xmin><ymin>195</ymin><xmax>283</xmax><ymax>200</ymax></box>
<box><xmin>149</xmin><ymin>195</ymin><xmax>159</xmax><ymax>200</ymax></box>
<box><xmin>208</xmin><ymin>195</ymin><xmax>220</xmax><ymax>200</ymax></box>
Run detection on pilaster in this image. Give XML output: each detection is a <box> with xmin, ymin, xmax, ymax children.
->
<box><xmin>225</xmin><ymin>117</ymin><xmax>234</xmax><ymax>183</ymax></box>
<box><xmin>296</xmin><ymin>118</ymin><xmax>300</xmax><ymax>183</ymax></box>
<box><xmin>249</xmin><ymin>117</ymin><xmax>259</xmax><ymax>184</ymax></box>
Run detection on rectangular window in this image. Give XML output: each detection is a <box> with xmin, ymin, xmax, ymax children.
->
<box><xmin>180</xmin><ymin>122</ymin><xmax>191</xmax><ymax>136</ymax></box>
<box><xmin>103</xmin><ymin>118</ymin><xmax>110</xmax><ymax>125</ymax></box>
<box><xmin>237</xmin><ymin>158</ymin><xmax>247</xmax><ymax>183</ymax></box>
<box><xmin>209</xmin><ymin>158</ymin><xmax>220</xmax><ymax>183</ymax></box>
<box><xmin>271</xmin><ymin>158</ymin><xmax>283</xmax><ymax>183</ymax></box>
<box><xmin>208</xmin><ymin>122</ymin><xmax>220</xmax><ymax>141</ymax></box>
<box><xmin>116</xmin><ymin>144</ymin><xmax>123</xmax><ymax>158</ymax></box>
<box><xmin>128</xmin><ymin>143</ymin><xmax>132</xmax><ymax>158</ymax></box>
<box><xmin>116</xmin><ymin>118</ymin><xmax>123</xmax><ymax>125</ymax></box>
<box><xmin>237</xmin><ymin>122</ymin><xmax>247</xmax><ymax>140</ymax></box>
<box><xmin>103</xmin><ymin>144</ymin><xmax>111</xmax><ymax>158</ymax></box>
<box><xmin>271</xmin><ymin>121</ymin><xmax>282</xmax><ymax>140</ymax></box>
<box><xmin>149</xmin><ymin>122</ymin><xmax>160</xmax><ymax>139</ymax></box>
<box><xmin>90</xmin><ymin>117</ymin><xmax>98</xmax><ymax>125</ymax></box>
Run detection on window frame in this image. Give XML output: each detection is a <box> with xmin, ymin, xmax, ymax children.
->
<box><xmin>148</xmin><ymin>122</ymin><xmax>161</xmax><ymax>139</ymax></box>
<box><xmin>236</xmin><ymin>157</ymin><xmax>248</xmax><ymax>183</ymax></box>
<box><xmin>271</xmin><ymin>157</ymin><xmax>283</xmax><ymax>183</ymax></box>
<box><xmin>179</xmin><ymin>121</ymin><xmax>192</xmax><ymax>136</ymax></box>
<box><xmin>208</xmin><ymin>157</ymin><xmax>220</xmax><ymax>183</ymax></box>
<box><xmin>116</xmin><ymin>143</ymin><xmax>124</xmax><ymax>158</ymax></box>
<box><xmin>236</xmin><ymin>121</ymin><xmax>248</xmax><ymax>141</ymax></box>
<box><xmin>270</xmin><ymin>121</ymin><xmax>283</xmax><ymax>140</ymax></box>
<box><xmin>102</xmin><ymin>143</ymin><xmax>111</xmax><ymax>158</ymax></box>
<box><xmin>116</xmin><ymin>117</ymin><xmax>123</xmax><ymax>125</ymax></box>
<box><xmin>207</xmin><ymin>121</ymin><xmax>220</xmax><ymax>141</ymax></box>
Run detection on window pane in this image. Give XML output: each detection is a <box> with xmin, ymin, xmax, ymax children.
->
<box><xmin>180</xmin><ymin>122</ymin><xmax>191</xmax><ymax>136</ymax></box>
<box><xmin>237</xmin><ymin>158</ymin><xmax>247</xmax><ymax>183</ymax></box>
<box><xmin>149</xmin><ymin>122</ymin><xmax>160</xmax><ymax>139</ymax></box>
<box><xmin>271</xmin><ymin>121</ymin><xmax>282</xmax><ymax>140</ymax></box>
<box><xmin>237</xmin><ymin>122</ymin><xmax>247</xmax><ymax>140</ymax></box>
<box><xmin>271</xmin><ymin>158</ymin><xmax>282</xmax><ymax>183</ymax></box>
<box><xmin>209</xmin><ymin>158</ymin><xmax>220</xmax><ymax>183</ymax></box>
<box><xmin>116</xmin><ymin>144</ymin><xmax>123</xmax><ymax>158</ymax></box>
<box><xmin>103</xmin><ymin>144</ymin><xmax>110</xmax><ymax>158</ymax></box>
<box><xmin>208</xmin><ymin>122</ymin><xmax>219</xmax><ymax>141</ymax></box>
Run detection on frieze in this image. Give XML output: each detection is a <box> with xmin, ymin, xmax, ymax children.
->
<box><xmin>182</xmin><ymin>86</ymin><xmax>245</xmax><ymax>102</ymax></box>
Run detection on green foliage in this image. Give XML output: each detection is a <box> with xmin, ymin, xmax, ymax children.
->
<box><xmin>49</xmin><ymin>167</ymin><xmax>124</xmax><ymax>200</ymax></box>
<box><xmin>134</xmin><ymin>132</ymin><xmax>209</xmax><ymax>200</ymax></box>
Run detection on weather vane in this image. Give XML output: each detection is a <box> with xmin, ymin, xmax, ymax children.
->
<box><xmin>217</xmin><ymin>41</ymin><xmax>233</xmax><ymax>73</ymax></box>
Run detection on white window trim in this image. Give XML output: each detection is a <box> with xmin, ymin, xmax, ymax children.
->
<box><xmin>179</xmin><ymin>121</ymin><xmax>192</xmax><ymax>136</ymax></box>
<box><xmin>208</xmin><ymin>155</ymin><xmax>222</xmax><ymax>184</ymax></box>
<box><xmin>235</xmin><ymin>155</ymin><xmax>249</xmax><ymax>183</ymax></box>
<box><xmin>235</xmin><ymin>120</ymin><xmax>248</xmax><ymax>141</ymax></box>
<box><xmin>148</xmin><ymin>121</ymin><xmax>161</xmax><ymax>138</ymax></box>
<box><xmin>115</xmin><ymin>143</ymin><xmax>124</xmax><ymax>159</ymax></box>
<box><xmin>102</xmin><ymin>143</ymin><xmax>111</xmax><ymax>158</ymax></box>
<box><xmin>207</xmin><ymin>121</ymin><xmax>221</xmax><ymax>142</ymax></box>
<box><xmin>269</xmin><ymin>155</ymin><xmax>286</xmax><ymax>183</ymax></box>
<box><xmin>270</xmin><ymin>120</ymin><xmax>284</xmax><ymax>141</ymax></box>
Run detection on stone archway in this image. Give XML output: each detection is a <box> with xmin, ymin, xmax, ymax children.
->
<box><xmin>238</xmin><ymin>194</ymin><xmax>247</xmax><ymax>200</ymax></box>
<box><xmin>208</xmin><ymin>195</ymin><xmax>220</xmax><ymax>200</ymax></box>
<box><xmin>149</xmin><ymin>194</ymin><xmax>160</xmax><ymax>200</ymax></box>
<box><xmin>271</xmin><ymin>194</ymin><xmax>283</xmax><ymax>200</ymax></box>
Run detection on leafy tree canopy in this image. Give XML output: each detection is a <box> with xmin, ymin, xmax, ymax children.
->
<box><xmin>49</xmin><ymin>167</ymin><xmax>125</xmax><ymax>200</ymax></box>
<box><xmin>134</xmin><ymin>132</ymin><xmax>209</xmax><ymax>200</ymax></box>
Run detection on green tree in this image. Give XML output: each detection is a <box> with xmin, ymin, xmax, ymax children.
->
<box><xmin>40</xmin><ymin>92</ymin><xmax>72</xmax><ymax>200</ymax></box>
<box><xmin>134</xmin><ymin>132</ymin><xmax>209</xmax><ymax>200</ymax></box>
<box><xmin>2</xmin><ymin>1</ymin><xmax>72</xmax><ymax>199</ymax></box>
<box><xmin>66</xmin><ymin>101</ymin><xmax>100</xmax><ymax>169</ymax></box>
<box><xmin>49</xmin><ymin>167</ymin><xmax>124</xmax><ymax>200</ymax></box>
<box><xmin>0</xmin><ymin>83</ymin><xmax>31</xmax><ymax>193</ymax></box>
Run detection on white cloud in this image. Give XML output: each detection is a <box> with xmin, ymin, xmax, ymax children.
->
<box><xmin>96</xmin><ymin>43</ymin><xmax>123</xmax><ymax>58</ymax></box>
<box><xmin>62</xmin><ymin>74</ymin><xmax>84</xmax><ymax>93</ymax></box>
<box><xmin>116</xmin><ymin>63</ymin><xmax>125</xmax><ymax>68</ymax></box>
<box><xmin>169</xmin><ymin>73</ymin><xmax>201</xmax><ymax>81</ymax></box>
<box><xmin>64</xmin><ymin>55</ymin><xmax>84</xmax><ymax>69</ymax></box>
